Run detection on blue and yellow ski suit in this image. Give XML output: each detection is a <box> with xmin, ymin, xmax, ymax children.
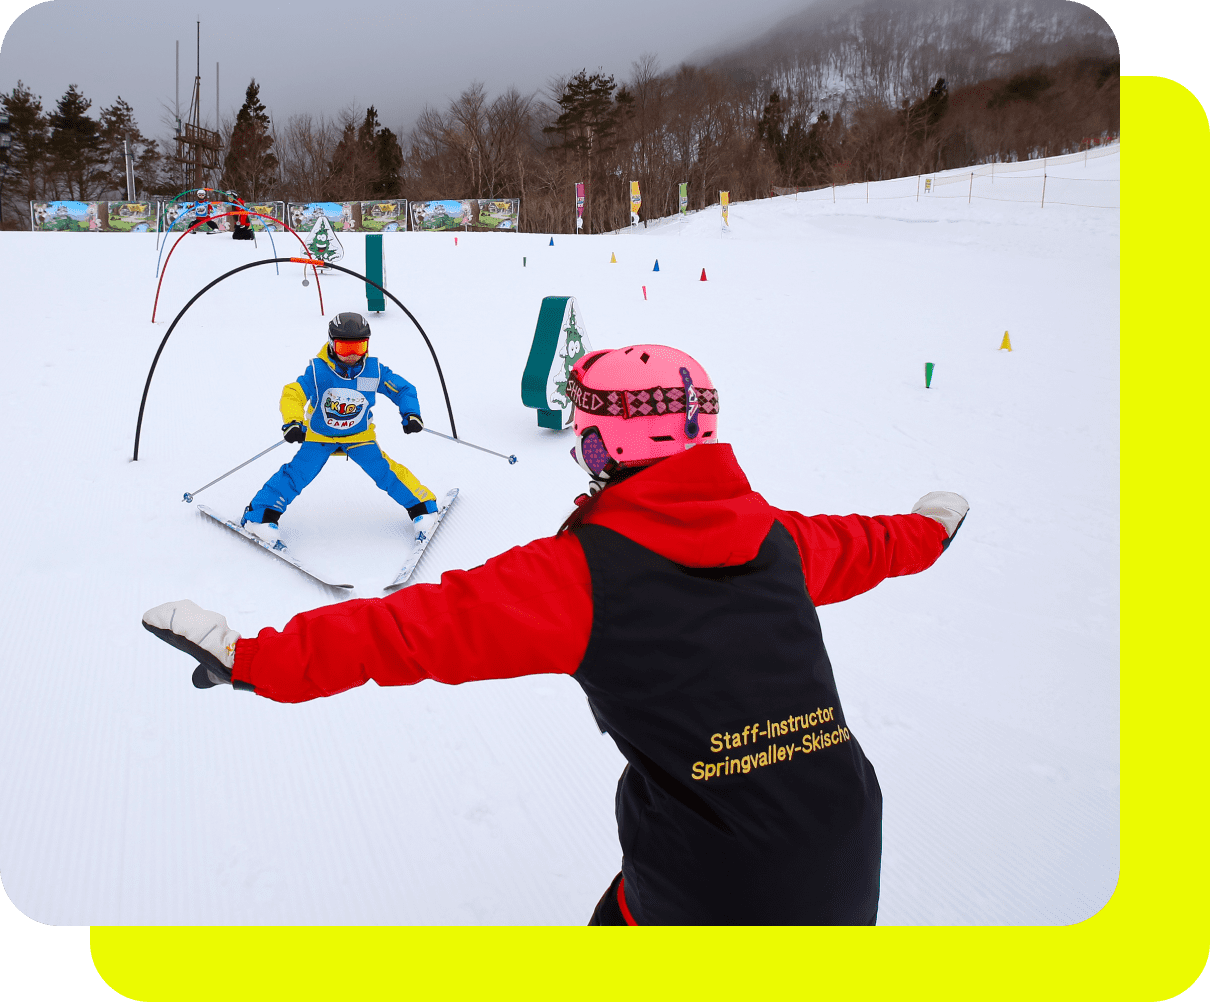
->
<box><xmin>244</xmin><ymin>345</ymin><xmax>437</xmax><ymax>524</ymax></box>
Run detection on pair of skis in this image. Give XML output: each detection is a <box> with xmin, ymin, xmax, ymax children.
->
<box><xmin>197</xmin><ymin>487</ymin><xmax>458</xmax><ymax>591</ymax></box>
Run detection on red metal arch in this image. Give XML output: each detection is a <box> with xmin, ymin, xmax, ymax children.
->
<box><xmin>151</xmin><ymin>210</ymin><xmax>323</xmax><ymax>322</ymax></box>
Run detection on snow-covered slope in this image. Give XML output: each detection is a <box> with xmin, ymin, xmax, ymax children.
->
<box><xmin>0</xmin><ymin>150</ymin><xmax>1119</xmax><ymax>924</ymax></box>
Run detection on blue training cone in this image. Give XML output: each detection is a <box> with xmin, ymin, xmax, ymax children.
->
<box><xmin>549</xmin><ymin>237</ymin><xmax>554</xmax><ymax>246</ymax></box>
<box><xmin>653</xmin><ymin>259</ymin><xmax>660</xmax><ymax>272</ymax></box>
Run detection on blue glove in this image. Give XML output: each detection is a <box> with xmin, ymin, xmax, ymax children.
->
<box><xmin>403</xmin><ymin>414</ymin><xmax>424</xmax><ymax>435</ymax></box>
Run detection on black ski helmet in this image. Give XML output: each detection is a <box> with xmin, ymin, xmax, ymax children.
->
<box><xmin>327</xmin><ymin>312</ymin><xmax>371</xmax><ymax>358</ymax></box>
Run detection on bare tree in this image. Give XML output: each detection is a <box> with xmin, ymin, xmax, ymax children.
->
<box><xmin>277</xmin><ymin>112</ymin><xmax>337</xmax><ymax>201</ymax></box>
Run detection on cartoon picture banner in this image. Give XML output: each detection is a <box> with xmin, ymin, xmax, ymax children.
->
<box><xmin>242</xmin><ymin>201</ymin><xmax>287</xmax><ymax>231</ymax></box>
<box><xmin>357</xmin><ymin>201</ymin><xmax>408</xmax><ymax>231</ymax></box>
<box><xmin>575</xmin><ymin>183</ymin><xmax>585</xmax><ymax>229</ymax></box>
<box><xmin>630</xmin><ymin>181</ymin><xmax>641</xmax><ymax>224</ymax></box>
<box><xmin>679</xmin><ymin>182</ymin><xmax>688</xmax><ymax>215</ymax></box>
<box><xmin>105</xmin><ymin>202</ymin><xmax>158</xmax><ymax>232</ymax></box>
<box><xmin>409</xmin><ymin>199</ymin><xmax>519</xmax><ymax>232</ymax></box>
<box><xmin>473</xmin><ymin>199</ymin><xmax>519</xmax><ymax>231</ymax></box>
<box><xmin>30</xmin><ymin>201</ymin><xmax>103</xmax><ymax>231</ymax></box>
<box><xmin>286</xmin><ymin>202</ymin><xmax>359</xmax><ymax>235</ymax></box>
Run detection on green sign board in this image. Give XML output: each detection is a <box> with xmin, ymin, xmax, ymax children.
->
<box><xmin>520</xmin><ymin>296</ymin><xmax>591</xmax><ymax>430</ymax></box>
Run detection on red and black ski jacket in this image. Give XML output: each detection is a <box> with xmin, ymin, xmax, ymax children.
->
<box><xmin>231</xmin><ymin>443</ymin><xmax>948</xmax><ymax>924</ymax></box>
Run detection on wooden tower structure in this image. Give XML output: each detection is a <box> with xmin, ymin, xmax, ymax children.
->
<box><xmin>174</xmin><ymin>22</ymin><xmax>221</xmax><ymax>188</ymax></box>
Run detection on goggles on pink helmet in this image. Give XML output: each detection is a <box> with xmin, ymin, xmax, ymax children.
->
<box><xmin>567</xmin><ymin>344</ymin><xmax>719</xmax><ymax>482</ymax></box>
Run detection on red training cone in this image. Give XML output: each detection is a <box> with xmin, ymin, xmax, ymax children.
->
<box><xmin>642</xmin><ymin>286</ymin><xmax>647</xmax><ymax>300</ymax></box>
<box><xmin>454</xmin><ymin>237</ymin><xmax>458</xmax><ymax>246</ymax></box>
<box><xmin>700</xmin><ymin>268</ymin><xmax>708</xmax><ymax>281</ymax></box>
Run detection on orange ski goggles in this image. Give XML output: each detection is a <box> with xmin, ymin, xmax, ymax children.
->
<box><xmin>331</xmin><ymin>339</ymin><xmax>368</xmax><ymax>359</ymax></box>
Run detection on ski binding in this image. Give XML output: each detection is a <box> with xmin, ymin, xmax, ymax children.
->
<box><xmin>386</xmin><ymin>488</ymin><xmax>459</xmax><ymax>590</ymax></box>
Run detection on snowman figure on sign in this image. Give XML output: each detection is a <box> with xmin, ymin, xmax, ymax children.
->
<box><xmin>306</xmin><ymin>213</ymin><xmax>345</xmax><ymax>274</ymax></box>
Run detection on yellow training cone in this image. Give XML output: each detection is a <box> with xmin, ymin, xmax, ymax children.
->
<box><xmin>999</xmin><ymin>331</ymin><xmax>1012</xmax><ymax>351</ymax></box>
<box><xmin>610</xmin><ymin>252</ymin><xmax>617</xmax><ymax>263</ymax></box>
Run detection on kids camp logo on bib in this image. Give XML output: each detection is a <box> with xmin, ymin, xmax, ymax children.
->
<box><xmin>320</xmin><ymin>388</ymin><xmax>368</xmax><ymax>429</ymax></box>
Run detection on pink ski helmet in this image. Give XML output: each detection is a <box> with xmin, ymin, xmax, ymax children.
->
<box><xmin>567</xmin><ymin>344</ymin><xmax>719</xmax><ymax>481</ymax></box>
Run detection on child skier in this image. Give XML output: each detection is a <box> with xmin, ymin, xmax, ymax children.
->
<box><xmin>145</xmin><ymin>344</ymin><xmax>967</xmax><ymax>925</ymax></box>
<box><xmin>240</xmin><ymin>311</ymin><xmax>438</xmax><ymax>544</ymax></box>
<box><xmin>191</xmin><ymin>189</ymin><xmax>218</xmax><ymax>232</ymax></box>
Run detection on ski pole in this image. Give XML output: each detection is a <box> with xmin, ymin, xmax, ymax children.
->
<box><xmin>423</xmin><ymin>427</ymin><xmax>517</xmax><ymax>465</ymax></box>
<box><xmin>182</xmin><ymin>440</ymin><xmax>286</xmax><ymax>502</ymax></box>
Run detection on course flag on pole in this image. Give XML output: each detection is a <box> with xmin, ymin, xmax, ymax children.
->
<box><xmin>925</xmin><ymin>362</ymin><xmax>935</xmax><ymax>388</ymax></box>
<box><xmin>720</xmin><ymin>191</ymin><xmax>730</xmax><ymax>227</ymax></box>
<box><xmin>575</xmin><ymin>182</ymin><xmax>585</xmax><ymax>231</ymax></box>
<box><xmin>999</xmin><ymin>331</ymin><xmax>1013</xmax><ymax>351</ymax></box>
<box><xmin>630</xmin><ymin>181</ymin><xmax>642</xmax><ymax>226</ymax></box>
<box><xmin>679</xmin><ymin>182</ymin><xmax>688</xmax><ymax>215</ymax></box>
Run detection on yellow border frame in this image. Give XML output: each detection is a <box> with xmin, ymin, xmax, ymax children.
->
<box><xmin>88</xmin><ymin>77</ymin><xmax>1207</xmax><ymax>1001</ymax></box>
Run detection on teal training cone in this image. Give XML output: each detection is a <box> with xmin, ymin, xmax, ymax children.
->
<box><xmin>925</xmin><ymin>362</ymin><xmax>935</xmax><ymax>389</ymax></box>
<box><xmin>549</xmin><ymin>237</ymin><xmax>554</xmax><ymax>246</ymax></box>
<box><xmin>653</xmin><ymin>259</ymin><xmax>660</xmax><ymax>271</ymax></box>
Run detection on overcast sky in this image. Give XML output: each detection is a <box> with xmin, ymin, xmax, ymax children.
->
<box><xmin>0</xmin><ymin>0</ymin><xmax>807</xmax><ymax>141</ymax></box>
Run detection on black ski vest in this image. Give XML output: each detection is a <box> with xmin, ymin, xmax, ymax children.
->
<box><xmin>572</xmin><ymin>520</ymin><xmax>883</xmax><ymax>925</ymax></box>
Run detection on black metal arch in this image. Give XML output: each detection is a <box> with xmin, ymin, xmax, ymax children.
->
<box><xmin>133</xmin><ymin>257</ymin><xmax>457</xmax><ymax>460</ymax></box>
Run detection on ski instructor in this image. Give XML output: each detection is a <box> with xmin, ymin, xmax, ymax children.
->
<box><xmin>143</xmin><ymin>343</ymin><xmax>968</xmax><ymax>926</ymax></box>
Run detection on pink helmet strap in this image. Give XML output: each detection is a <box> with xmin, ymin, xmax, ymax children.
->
<box><xmin>566</xmin><ymin>372</ymin><xmax>719</xmax><ymax>421</ymax></box>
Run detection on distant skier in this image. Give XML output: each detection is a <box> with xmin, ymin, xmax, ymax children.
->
<box><xmin>144</xmin><ymin>343</ymin><xmax>967</xmax><ymax>926</ymax></box>
<box><xmin>238</xmin><ymin>311</ymin><xmax>438</xmax><ymax>544</ymax></box>
<box><xmin>192</xmin><ymin>189</ymin><xmax>218</xmax><ymax>232</ymax></box>
<box><xmin>230</xmin><ymin>192</ymin><xmax>254</xmax><ymax>241</ymax></box>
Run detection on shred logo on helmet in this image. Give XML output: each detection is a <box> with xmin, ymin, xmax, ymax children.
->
<box><xmin>568</xmin><ymin>345</ymin><xmax>720</xmax><ymax>482</ymax></box>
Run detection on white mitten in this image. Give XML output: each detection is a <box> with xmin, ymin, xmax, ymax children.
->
<box><xmin>911</xmin><ymin>491</ymin><xmax>969</xmax><ymax>546</ymax></box>
<box><xmin>142</xmin><ymin>600</ymin><xmax>241</xmax><ymax>688</ymax></box>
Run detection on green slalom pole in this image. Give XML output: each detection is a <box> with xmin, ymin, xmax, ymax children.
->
<box><xmin>925</xmin><ymin>362</ymin><xmax>935</xmax><ymax>388</ymax></box>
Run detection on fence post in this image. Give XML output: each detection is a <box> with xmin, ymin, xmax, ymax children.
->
<box><xmin>832</xmin><ymin>183</ymin><xmax>835</xmax><ymax>204</ymax></box>
<box><xmin>1041</xmin><ymin>172</ymin><xmax>1047</xmax><ymax>208</ymax></box>
<box><xmin>968</xmin><ymin>172</ymin><xmax>973</xmax><ymax>204</ymax></box>
<box><xmin>916</xmin><ymin>175</ymin><xmax>920</xmax><ymax>201</ymax></box>
<box><xmin>866</xmin><ymin>180</ymin><xmax>869</xmax><ymax>203</ymax></box>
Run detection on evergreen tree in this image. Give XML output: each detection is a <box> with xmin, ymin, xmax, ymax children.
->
<box><xmin>1</xmin><ymin>81</ymin><xmax>49</xmax><ymax>224</ymax></box>
<box><xmin>328</xmin><ymin>116</ymin><xmax>375</xmax><ymax>199</ymax></box>
<box><xmin>356</xmin><ymin>107</ymin><xmax>402</xmax><ymax>196</ymax></box>
<box><xmin>544</xmin><ymin>70</ymin><xmax>630</xmax><ymax>231</ymax></box>
<box><xmin>48</xmin><ymin>84</ymin><xmax>105</xmax><ymax>199</ymax></box>
<box><xmin>328</xmin><ymin>106</ymin><xmax>401</xmax><ymax>199</ymax></box>
<box><xmin>97</xmin><ymin>96</ymin><xmax>160</xmax><ymax>197</ymax></box>
<box><xmin>221</xmin><ymin>79</ymin><xmax>278</xmax><ymax>200</ymax></box>
<box><xmin>757</xmin><ymin>92</ymin><xmax>785</xmax><ymax>149</ymax></box>
<box><xmin>358</xmin><ymin>107</ymin><xmax>402</xmax><ymax>196</ymax></box>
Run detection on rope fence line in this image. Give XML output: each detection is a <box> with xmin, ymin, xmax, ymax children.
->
<box><xmin>771</xmin><ymin>142</ymin><xmax>1120</xmax><ymax>209</ymax></box>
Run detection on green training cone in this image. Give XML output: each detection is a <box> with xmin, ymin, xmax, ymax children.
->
<box><xmin>924</xmin><ymin>362</ymin><xmax>935</xmax><ymax>389</ymax></box>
